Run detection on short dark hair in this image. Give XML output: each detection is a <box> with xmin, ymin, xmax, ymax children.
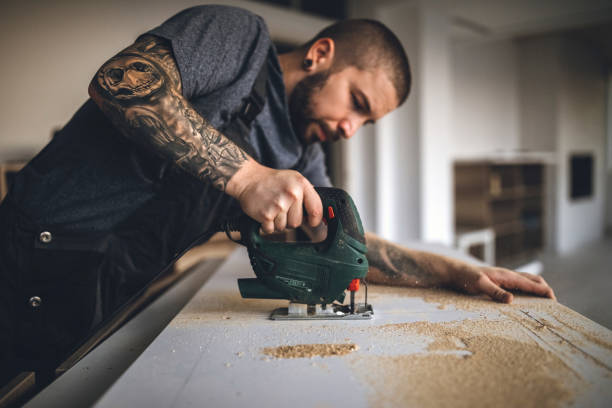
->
<box><xmin>302</xmin><ymin>19</ymin><xmax>412</xmax><ymax>106</ymax></box>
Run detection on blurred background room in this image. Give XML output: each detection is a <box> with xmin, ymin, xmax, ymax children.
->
<box><xmin>1</xmin><ymin>0</ymin><xmax>611</xmax><ymax>329</ymax></box>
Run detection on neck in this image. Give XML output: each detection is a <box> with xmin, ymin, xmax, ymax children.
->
<box><xmin>278</xmin><ymin>50</ymin><xmax>307</xmax><ymax>99</ymax></box>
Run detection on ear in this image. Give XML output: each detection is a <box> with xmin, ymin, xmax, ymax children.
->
<box><xmin>304</xmin><ymin>38</ymin><xmax>335</xmax><ymax>72</ymax></box>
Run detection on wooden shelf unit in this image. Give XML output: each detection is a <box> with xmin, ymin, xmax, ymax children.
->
<box><xmin>454</xmin><ymin>161</ymin><xmax>546</xmax><ymax>268</ymax></box>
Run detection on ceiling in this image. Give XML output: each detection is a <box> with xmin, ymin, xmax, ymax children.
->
<box><xmin>445</xmin><ymin>0</ymin><xmax>612</xmax><ymax>40</ymax></box>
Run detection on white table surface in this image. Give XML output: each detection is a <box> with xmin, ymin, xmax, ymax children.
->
<box><xmin>83</xmin><ymin>247</ymin><xmax>612</xmax><ymax>408</ymax></box>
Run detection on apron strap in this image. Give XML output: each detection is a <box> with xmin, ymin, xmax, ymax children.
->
<box><xmin>222</xmin><ymin>59</ymin><xmax>269</xmax><ymax>158</ymax></box>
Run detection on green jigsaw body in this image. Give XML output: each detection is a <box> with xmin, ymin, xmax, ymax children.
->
<box><xmin>236</xmin><ymin>187</ymin><xmax>369</xmax><ymax>305</ymax></box>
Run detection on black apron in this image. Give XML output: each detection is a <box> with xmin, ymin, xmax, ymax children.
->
<box><xmin>0</xmin><ymin>63</ymin><xmax>269</xmax><ymax>378</ymax></box>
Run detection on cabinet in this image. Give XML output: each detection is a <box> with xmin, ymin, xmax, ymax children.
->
<box><xmin>454</xmin><ymin>161</ymin><xmax>546</xmax><ymax>268</ymax></box>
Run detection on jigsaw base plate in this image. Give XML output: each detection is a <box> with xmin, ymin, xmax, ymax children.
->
<box><xmin>269</xmin><ymin>303</ymin><xmax>374</xmax><ymax>320</ymax></box>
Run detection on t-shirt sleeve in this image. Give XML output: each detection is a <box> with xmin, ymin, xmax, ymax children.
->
<box><xmin>144</xmin><ymin>5</ymin><xmax>270</xmax><ymax>100</ymax></box>
<box><xmin>300</xmin><ymin>143</ymin><xmax>333</xmax><ymax>187</ymax></box>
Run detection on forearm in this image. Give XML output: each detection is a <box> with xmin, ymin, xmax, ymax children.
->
<box><xmin>364</xmin><ymin>232</ymin><xmax>555</xmax><ymax>302</ymax></box>
<box><xmin>365</xmin><ymin>232</ymin><xmax>462</xmax><ymax>287</ymax></box>
<box><xmin>88</xmin><ymin>35</ymin><xmax>249</xmax><ymax>191</ymax></box>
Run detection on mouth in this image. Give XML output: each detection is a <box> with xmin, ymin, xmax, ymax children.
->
<box><xmin>317</xmin><ymin>124</ymin><xmax>327</xmax><ymax>142</ymax></box>
<box><xmin>316</xmin><ymin>123</ymin><xmax>339</xmax><ymax>143</ymax></box>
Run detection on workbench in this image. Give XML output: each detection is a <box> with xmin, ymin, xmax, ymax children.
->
<box><xmin>27</xmin><ymin>247</ymin><xmax>612</xmax><ymax>407</ymax></box>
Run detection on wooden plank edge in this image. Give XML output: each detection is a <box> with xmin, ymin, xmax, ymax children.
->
<box><xmin>0</xmin><ymin>372</ymin><xmax>35</xmax><ymax>408</ymax></box>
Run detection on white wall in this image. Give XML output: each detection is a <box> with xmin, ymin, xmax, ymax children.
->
<box><xmin>343</xmin><ymin>0</ymin><xmax>423</xmax><ymax>241</ymax></box>
<box><xmin>339</xmin><ymin>0</ymin><xmax>384</xmax><ymax>234</ymax></box>
<box><xmin>345</xmin><ymin>0</ymin><xmax>453</xmax><ymax>245</ymax></box>
<box><xmin>376</xmin><ymin>2</ymin><xmax>423</xmax><ymax>242</ymax></box>
<box><xmin>0</xmin><ymin>0</ymin><xmax>331</xmax><ymax>159</ymax></box>
<box><xmin>556</xmin><ymin>38</ymin><xmax>607</xmax><ymax>252</ymax></box>
<box><xmin>518</xmin><ymin>36</ymin><xmax>563</xmax><ymax>249</ymax></box>
<box><xmin>452</xmin><ymin>32</ymin><xmax>608</xmax><ymax>253</ymax></box>
<box><xmin>417</xmin><ymin>3</ymin><xmax>454</xmax><ymax>245</ymax></box>
<box><xmin>452</xmin><ymin>39</ymin><xmax>521</xmax><ymax>157</ymax></box>
<box><xmin>518</xmin><ymin>35</ymin><xmax>607</xmax><ymax>252</ymax></box>
<box><xmin>518</xmin><ymin>37</ymin><xmax>562</xmax><ymax>152</ymax></box>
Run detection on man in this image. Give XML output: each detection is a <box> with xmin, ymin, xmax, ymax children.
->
<box><xmin>0</xmin><ymin>5</ymin><xmax>554</xmax><ymax>382</ymax></box>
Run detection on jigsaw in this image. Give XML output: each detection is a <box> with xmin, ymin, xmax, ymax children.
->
<box><xmin>221</xmin><ymin>187</ymin><xmax>373</xmax><ymax>320</ymax></box>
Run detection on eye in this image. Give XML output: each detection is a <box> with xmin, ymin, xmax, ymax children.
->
<box><xmin>131</xmin><ymin>62</ymin><xmax>150</xmax><ymax>72</ymax></box>
<box><xmin>351</xmin><ymin>93</ymin><xmax>363</xmax><ymax>112</ymax></box>
<box><xmin>107</xmin><ymin>68</ymin><xmax>124</xmax><ymax>84</ymax></box>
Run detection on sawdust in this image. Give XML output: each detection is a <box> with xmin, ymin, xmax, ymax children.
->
<box><xmin>421</xmin><ymin>289</ymin><xmax>497</xmax><ymax>311</ymax></box>
<box><xmin>262</xmin><ymin>343</ymin><xmax>359</xmax><ymax>359</ymax></box>
<box><xmin>171</xmin><ymin>290</ymin><xmax>285</xmax><ymax>327</ymax></box>
<box><xmin>371</xmin><ymin>286</ymin><xmax>612</xmax><ymax>352</ymax></box>
<box><xmin>367</xmin><ymin>285</ymin><xmax>507</xmax><ymax>312</ymax></box>
<box><xmin>353</xmin><ymin>319</ymin><xmax>580</xmax><ymax>408</ymax></box>
<box><xmin>578</xmin><ymin>330</ymin><xmax>612</xmax><ymax>350</ymax></box>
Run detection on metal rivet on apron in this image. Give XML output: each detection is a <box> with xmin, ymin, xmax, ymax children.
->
<box><xmin>39</xmin><ymin>231</ymin><xmax>52</xmax><ymax>243</ymax></box>
<box><xmin>28</xmin><ymin>296</ymin><xmax>42</xmax><ymax>308</ymax></box>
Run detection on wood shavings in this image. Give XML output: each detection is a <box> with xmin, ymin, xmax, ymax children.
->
<box><xmin>352</xmin><ymin>319</ymin><xmax>580</xmax><ymax>408</ymax></box>
<box><xmin>262</xmin><ymin>343</ymin><xmax>359</xmax><ymax>359</ymax></box>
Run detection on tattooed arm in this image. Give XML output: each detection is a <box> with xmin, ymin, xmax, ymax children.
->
<box><xmin>365</xmin><ymin>232</ymin><xmax>555</xmax><ymax>303</ymax></box>
<box><xmin>89</xmin><ymin>35</ymin><xmax>322</xmax><ymax>232</ymax></box>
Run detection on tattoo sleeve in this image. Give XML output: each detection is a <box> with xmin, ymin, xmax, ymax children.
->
<box><xmin>88</xmin><ymin>35</ymin><xmax>247</xmax><ymax>191</ymax></box>
<box><xmin>365</xmin><ymin>232</ymin><xmax>449</xmax><ymax>287</ymax></box>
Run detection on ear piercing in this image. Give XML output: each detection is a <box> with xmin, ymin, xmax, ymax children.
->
<box><xmin>302</xmin><ymin>59</ymin><xmax>313</xmax><ymax>69</ymax></box>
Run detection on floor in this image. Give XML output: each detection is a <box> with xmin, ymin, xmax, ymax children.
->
<box><xmin>539</xmin><ymin>235</ymin><xmax>612</xmax><ymax>330</ymax></box>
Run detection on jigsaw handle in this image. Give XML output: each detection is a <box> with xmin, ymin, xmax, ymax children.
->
<box><xmin>315</xmin><ymin>187</ymin><xmax>365</xmax><ymax>245</ymax></box>
<box><xmin>221</xmin><ymin>187</ymin><xmax>366</xmax><ymax>247</ymax></box>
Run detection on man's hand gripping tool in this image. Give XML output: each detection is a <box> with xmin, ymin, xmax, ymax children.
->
<box><xmin>220</xmin><ymin>187</ymin><xmax>373</xmax><ymax>320</ymax></box>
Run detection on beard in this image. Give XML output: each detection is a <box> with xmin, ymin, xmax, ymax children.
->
<box><xmin>288</xmin><ymin>70</ymin><xmax>334</xmax><ymax>145</ymax></box>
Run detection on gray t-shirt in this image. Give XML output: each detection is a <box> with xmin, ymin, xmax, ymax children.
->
<box><xmin>11</xmin><ymin>5</ymin><xmax>330</xmax><ymax>232</ymax></box>
<box><xmin>147</xmin><ymin>5</ymin><xmax>331</xmax><ymax>182</ymax></box>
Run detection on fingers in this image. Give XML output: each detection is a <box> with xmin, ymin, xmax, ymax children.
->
<box><xmin>235</xmin><ymin>166</ymin><xmax>322</xmax><ymax>233</ymax></box>
<box><xmin>260</xmin><ymin>178</ymin><xmax>305</xmax><ymax>233</ymax></box>
<box><xmin>514</xmin><ymin>274</ymin><xmax>556</xmax><ymax>300</ymax></box>
<box><xmin>476</xmin><ymin>275</ymin><xmax>514</xmax><ymax>303</ymax></box>
<box><xmin>261</xmin><ymin>219</ymin><xmax>275</xmax><ymax>234</ymax></box>
<box><xmin>519</xmin><ymin>272</ymin><xmax>556</xmax><ymax>299</ymax></box>
<box><xmin>271</xmin><ymin>182</ymin><xmax>303</xmax><ymax>232</ymax></box>
<box><xmin>489</xmin><ymin>268</ymin><xmax>556</xmax><ymax>301</ymax></box>
<box><xmin>286</xmin><ymin>199</ymin><xmax>303</xmax><ymax>229</ymax></box>
<box><xmin>274</xmin><ymin>211</ymin><xmax>287</xmax><ymax>232</ymax></box>
<box><xmin>302</xmin><ymin>182</ymin><xmax>323</xmax><ymax>227</ymax></box>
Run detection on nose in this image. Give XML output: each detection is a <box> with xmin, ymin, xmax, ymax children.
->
<box><xmin>338</xmin><ymin>118</ymin><xmax>358</xmax><ymax>140</ymax></box>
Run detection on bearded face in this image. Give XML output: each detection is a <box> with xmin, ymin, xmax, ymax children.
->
<box><xmin>97</xmin><ymin>54</ymin><xmax>164</xmax><ymax>100</ymax></box>
<box><xmin>288</xmin><ymin>70</ymin><xmax>333</xmax><ymax>144</ymax></box>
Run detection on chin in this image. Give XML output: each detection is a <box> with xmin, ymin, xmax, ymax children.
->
<box><xmin>302</xmin><ymin>125</ymin><xmax>318</xmax><ymax>145</ymax></box>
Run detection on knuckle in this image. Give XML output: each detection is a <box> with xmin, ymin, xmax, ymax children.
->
<box><xmin>476</xmin><ymin>274</ymin><xmax>488</xmax><ymax>284</ymax></box>
<box><xmin>261</xmin><ymin>210</ymin><xmax>275</xmax><ymax>222</ymax></box>
<box><xmin>272</xmin><ymin>199</ymin><xmax>284</xmax><ymax>212</ymax></box>
<box><xmin>287</xmin><ymin>186</ymin><xmax>301</xmax><ymax>201</ymax></box>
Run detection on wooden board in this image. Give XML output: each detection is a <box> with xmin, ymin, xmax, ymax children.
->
<box><xmin>90</xmin><ymin>247</ymin><xmax>611</xmax><ymax>408</ymax></box>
